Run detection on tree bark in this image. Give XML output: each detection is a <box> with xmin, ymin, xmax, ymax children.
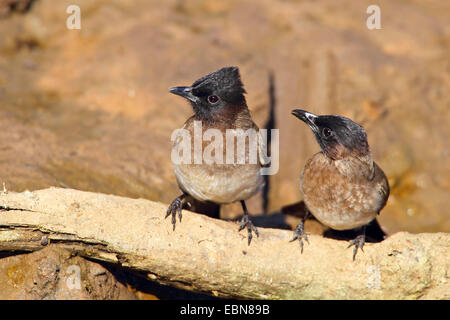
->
<box><xmin>0</xmin><ymin>187</ymin><xmax>448</xmax><ymax>299</ymax></box>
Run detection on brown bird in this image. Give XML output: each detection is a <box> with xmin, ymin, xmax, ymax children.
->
<box><xmin>291</xmin><ymin>109</ymin><xmax>389</xmax><ymax>260</ymax></box>
<box><xmin>166</xmin><ymin>67</ymin><xmax>269</xmax><ymax>245</ymax></box>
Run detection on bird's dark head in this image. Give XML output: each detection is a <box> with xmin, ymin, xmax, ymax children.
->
<box><xmin>169</xmin><ymin>66</ymin><xmax>247</xmax><ymax>121</ymax></box>
<box><xmin>291</xmin><ymin>109</ymin><xmax>370</xmax><ymax>160</ymax></box>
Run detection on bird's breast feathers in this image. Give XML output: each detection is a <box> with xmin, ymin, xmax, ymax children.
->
<box><xmin>300</xmin><ymin>152</ymin><xmax>389</xmax><ymax>230</ymax></box>
<box><xmin>171</xmin><ymin>114</ymin><xmax>266</xmax><ymax>203</ymax></box>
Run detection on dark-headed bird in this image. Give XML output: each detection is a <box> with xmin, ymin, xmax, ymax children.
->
<box><xmin>167</xmin><ymin>67</ymin><xmax>269</xmax><ymax>245</ymax></box>
<box><xmin>291</xmin><ymin>109</ymin><xmax>389</xmax><ymax>260</ymax></box>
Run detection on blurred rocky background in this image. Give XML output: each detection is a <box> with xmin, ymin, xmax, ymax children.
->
<box><xmin>0</xmin><ymin>0</ymin><xmax>448</xmax><ymax>299</ymax></box>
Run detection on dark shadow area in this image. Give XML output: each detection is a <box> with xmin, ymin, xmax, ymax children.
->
<box><xmin>0</xmin><ymin>206</ymin><xmax>28</xmax><ymax>211</ymax></box>
<box><xmin>281</xmin><ymin>200</ymin><xmax>310</xmax><ymax>220</ymax></box>
<box><xmin>249</xmin><ymin>212</ymin><xmax>291</xmax><ymax>230</ymax></box>
<box><xmin>0</xmin><ymin>0</ymin><xmax>35</xmax><ymax>18</ymax></box>
<box><xmin>184</xmin><ymin>195</ymin><xmax>221</xmax><ymax>220</ymax></box>
<box><xmin>262</xmin><ymin>71</ymin><xmax>276</xmax><ymax>214</ymax></box>
<box><xmin>97</xmin><ymin>260</ymin><xmax>223</xmax><ymax>300</ymax></box>
<box><xmin>0</xmin><ymin>250</ymin><xmax>32</xmax><ymax>259</ymax></box>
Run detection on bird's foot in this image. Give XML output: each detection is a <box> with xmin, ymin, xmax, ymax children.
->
<box><xmin>290</xmin><ymin>221</ymin><xmax>309</xmax><ymax>253</ymax></box>
<box><xmin>348</xmin><ymin>234</ymin><xmax>365</xmax><ymax>261</ymax></box>
<box><xmin>238</xmin><ymin>215</ymin><xmax>259</xmax><ymax>246</ymax></box>
<box><xmin>165</xmin><ymin>195</ymin><xmax>185</xmax><ymax>231</ymax></box>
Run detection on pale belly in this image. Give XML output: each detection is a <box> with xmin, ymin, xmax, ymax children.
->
<box><xmin>174</xmin><ymin>162</ymin><xmax>264</xmax><ymax>204</ymax></box>
<box><xmin>304</xmin><ymin>197</ymin><xmax>378</xmax><ymax>230</ymax></box>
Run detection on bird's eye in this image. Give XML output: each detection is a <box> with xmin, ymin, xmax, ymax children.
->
<box><xmin>322</xmin><ymin>128</ymin><xmax>332</xmax><ymax>138</ymax></box>
<box><xmin>207</xmin><ymin>95</ymin><xmax>219</xmax><ymax>104</ymax></box>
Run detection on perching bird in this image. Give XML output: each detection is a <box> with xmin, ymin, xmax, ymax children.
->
<box><xmin>166</xmin><ymin>66</ymin><xmax>269</xmax><ymax>245</ymax></box>
<box><xmin>291</xmin><ymin>109</ymin><xmax>389</xmax><ymax>260</ymax></box>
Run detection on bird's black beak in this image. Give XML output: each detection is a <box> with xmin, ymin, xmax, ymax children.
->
<box><xmin>169</xmin><ymin>86</ymin><xmax>199</xmax><ymax>103</ymax></box>
<box><xmin>291</xmin><ymin>109</ymin><xmax>319</xmax><ymax>133</ymax></box>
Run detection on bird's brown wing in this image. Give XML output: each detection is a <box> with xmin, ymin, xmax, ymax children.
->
<box><xmin>373</xmin><ymin>161</ymin><xmax>390</xmax><ymax>214</ymax></box>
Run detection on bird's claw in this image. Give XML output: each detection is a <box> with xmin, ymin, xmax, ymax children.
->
<box><xmin>166</xmin><ymin>196</ymin><xmax>184</xmax><ymax>231</ymax></box>
<box><xmin>238</xmin><ymin>215</ymin><xmax>259</xmax><ymax>246</ymax></box>
<box><xmin>290</xmin><ymin>222</ymin><xmax>309</xmax><ymax>253</ymax></box>
<box><xmin>348</xmin><ymin>234</ymin><xmax>365</xmax><ymax>261</ymax></box>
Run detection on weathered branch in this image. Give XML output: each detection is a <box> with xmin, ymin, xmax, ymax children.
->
<box><xmin>0</xmin><ymin>188</ymin><xmax>448</xmax><ymax>299</ymax></box>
